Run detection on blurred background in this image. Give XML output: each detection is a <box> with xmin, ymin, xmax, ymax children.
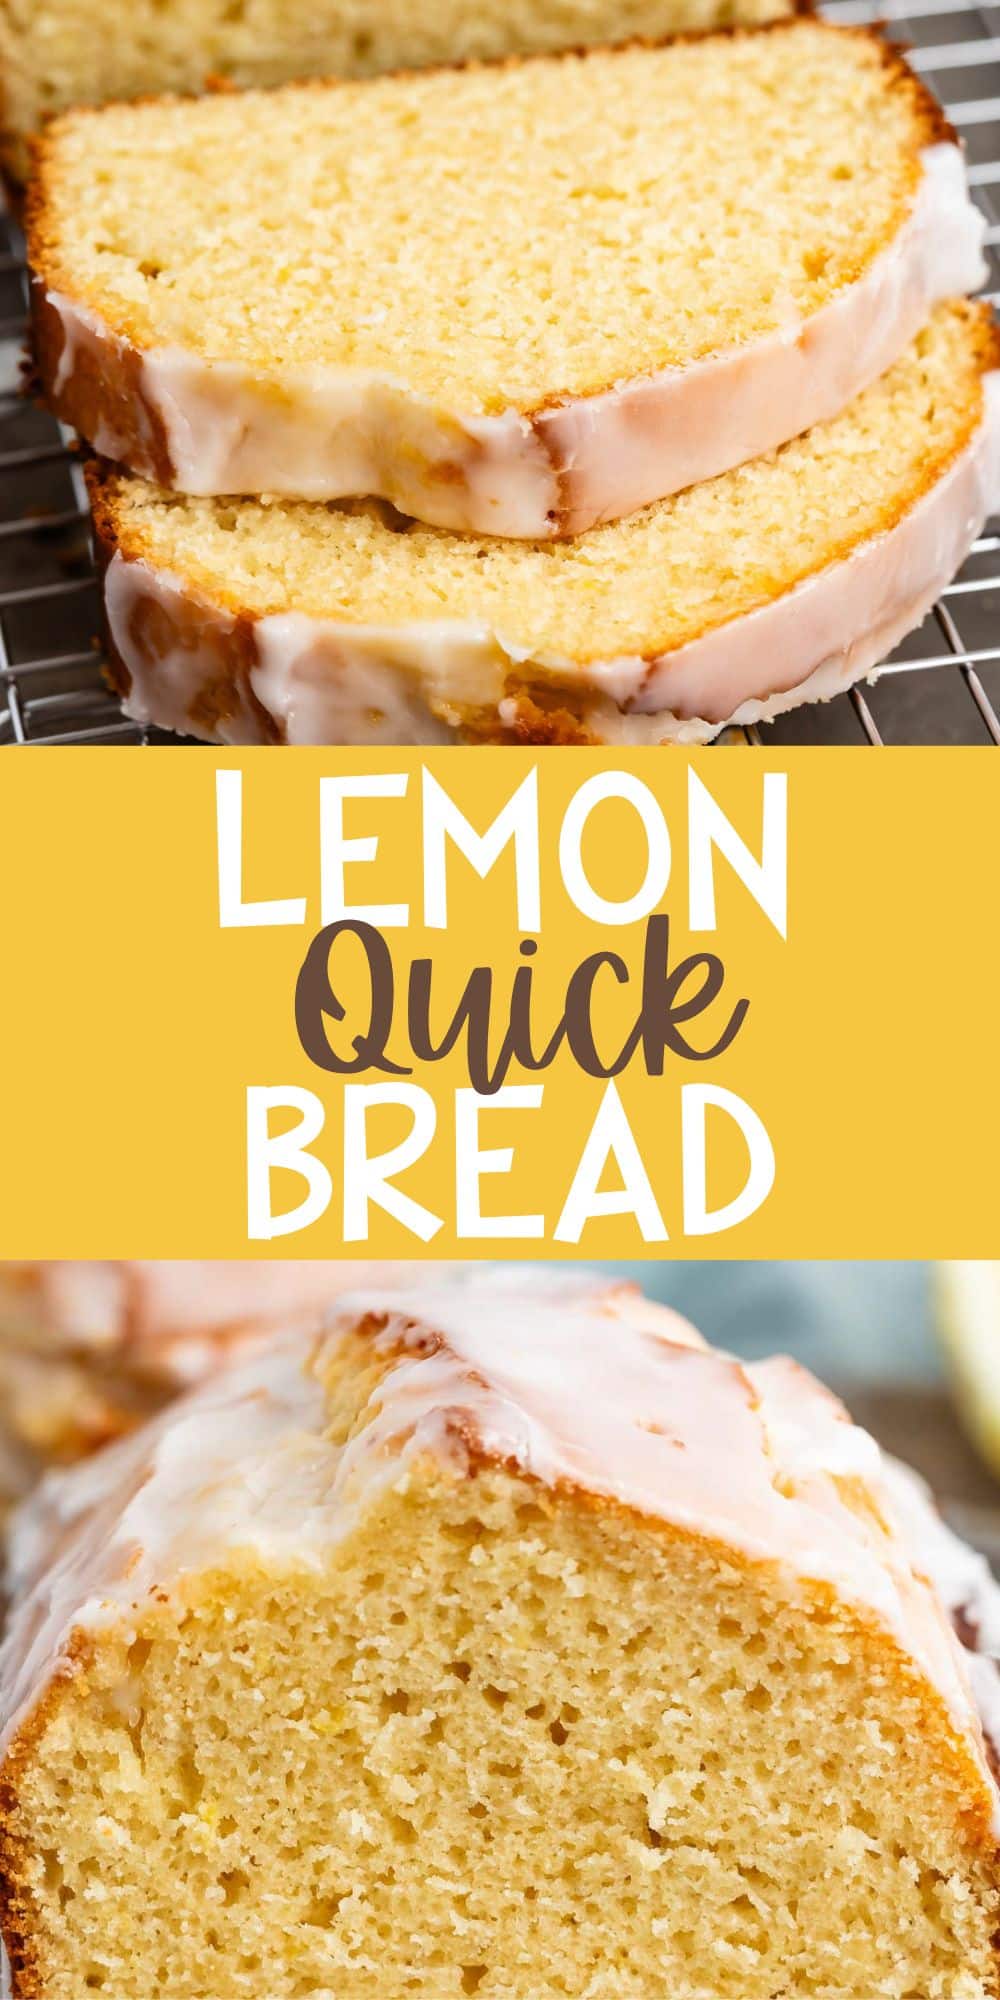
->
<box><xmin>599</xmin><ymin>1260</ymin><xmax>1000</xmax><ymax>1564</ymax></box>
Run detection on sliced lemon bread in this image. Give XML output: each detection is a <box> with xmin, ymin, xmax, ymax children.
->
<box><xmin>2</xmin><ymin>1270</ymin><xmax>1000</xmax><ymax>2000</ymax></box>
<box><xmin>0</xmin><ymin>0</ymin><xmax>800</xmax><ymax>187</ymax></box>
<box><xmin>0</xmin><ymin>1261</ymin><xmax>423</xmax><ymax>1522</ymax></box>
<box><xmin>30</xmin><ymin>24</ymin><xmax>985</xmax><ymax>536</ymax></box>
<box><xmin>88</xmin><ymin>300</ymin><xmax>1000</xmax><ymax>746</ymax></box>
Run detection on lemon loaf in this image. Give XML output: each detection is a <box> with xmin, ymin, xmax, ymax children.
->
<box><xmin>0</xmin><ymin>0</ymin><xmax>800</xmax><ymax>188</ymax></box>
<box><xmin>1</xmin><ymin>1270</ymin><xmax>999</xmax><ymax>2000</ymax></box>
<box><xmin>88</xmin><ymin>300</ymin><xmax>1000</xmax><ymax>746</ymax></box>
<box><xmin>0</xmin><ymin>1261</ymin><xmax>422</xmax><ymax>1521</ymax></box>
<box><xmin>29</xmin><ymin>25</ymin><xmax>985</xmax><ymax>536</ymax></box>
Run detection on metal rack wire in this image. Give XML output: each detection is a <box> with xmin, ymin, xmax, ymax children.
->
<box><xmin>3</xmin><ymin>0</ymin><xmax>1000</xmax><ymax>744</ymax></box>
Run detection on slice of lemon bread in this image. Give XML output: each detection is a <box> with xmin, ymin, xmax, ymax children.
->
<box><xmin>2</xmin><ymin>1271</ymin><xmax>999</xmax><ymax>2000</ymax></box>
<box><xmin>89</xmin><ymin>299</ymin><xmax>1000</xmax><ymax>746</ymax></box>
<box><xmin>30</xmin><ymin>25</ymin><xmax>985</xmax><ymax>535</ymax></box>
<box><xmin>0</xmin><ymin>0</ymin><xmax>799</xmax><ymax>187</ymax></box>
<box><xmin>0</xmin><ymin>1262</ymin><xmax>426</xmax><ymax>1523</ymax></box>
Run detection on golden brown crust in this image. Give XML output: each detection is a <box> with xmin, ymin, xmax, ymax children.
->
<box><xmin>0</xmin><ymin>1631</ymin><xmax>98</xmax><ymax>2000</ymax></box>
<box><xmin>29</xmin><ymin>279</ymin><xmax>175</xmax><ymax>485</ymax></box>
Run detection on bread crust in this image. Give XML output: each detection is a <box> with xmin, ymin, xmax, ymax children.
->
<box><xmin>29</xmin><ymin>281</ymin><xmax>175</xmax><ymax>487</ymax></box>
<box><xmin>0</xmin><ymin>1636</ymin><xmax>93</xmax><ymax>1999</ymax></box>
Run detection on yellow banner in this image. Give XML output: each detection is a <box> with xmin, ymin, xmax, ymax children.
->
<box><xmin>0</xmin><ymin>746</ymin><xmax>995</xmax><ymax>1257</ymax></box>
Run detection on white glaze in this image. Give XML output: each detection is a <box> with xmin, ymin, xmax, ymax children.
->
<box><xmin>1</xmin><ymin>1272</ymin><xmax>995</xmax><ymax>1824</ymax></box>
<box><xmin>881</xmin><ymin>1456</ymin><xmax>1000</xmax><ymax>1762</ymax></box>
<box><xmin>107</xmin><ymin>371</ymin><xmax>1000</xmax><ymax>745</ymax></box>
<box><xmin>45</xmin><ymin>143</ymin><xmax>985</xmax><ymax>535</ymax></box>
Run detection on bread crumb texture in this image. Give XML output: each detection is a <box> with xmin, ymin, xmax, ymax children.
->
<box><xmin>93</xmin><ymin>301</ymin><xmax>998</xmax><ymax>663</ymax></box>
<box><xmin>31</xmin><ymin>24</ymin><xmax>941</xmax><ymax>411</ymax></box>
<box><xmin>2</xmin><ymin>1451</ymin><xmax>998</xmax><ymax>2000</ymax></box>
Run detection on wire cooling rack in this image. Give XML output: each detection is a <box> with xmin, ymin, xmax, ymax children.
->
<box><xmin>2</xmin><ymin>3</ymin><xmax>1000</xmax><ymax>746</ymax></box>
